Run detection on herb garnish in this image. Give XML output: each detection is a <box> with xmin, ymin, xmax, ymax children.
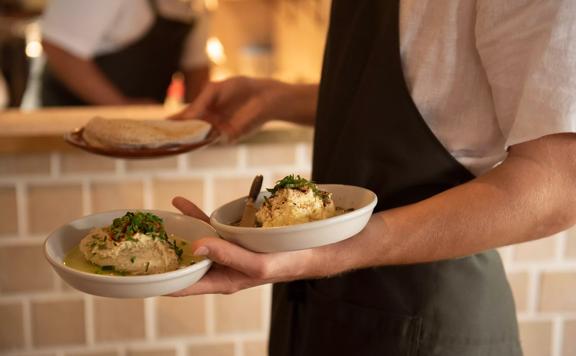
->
<box><xmin>107</xmin><ymin>212</ymin><xmax>183</xmax><ymax>260</ymax></box>
<box><xmin>267</xmin><ymin>175</ymin><xmax>318</xmax><ymax>194</ymax></box>
<box><xmin>109</xmin><ymin>212</ymin><xmax>167</xmax><ymax>241</ymax></box>
<box><xmin>266</xmin><ymin>175</ymin><xmax>331</xmax><ymax>204</ymax></box>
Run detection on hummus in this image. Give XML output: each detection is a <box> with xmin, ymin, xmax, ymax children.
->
<box><xmin>76</xmin><ymin>212</ymin><xmax>182</xmax><ymax>275</ymax></box>
<box><xmin>255</xmin><ymin>175</ymin><xmax>337</xmax><ymax>227</ymax></box>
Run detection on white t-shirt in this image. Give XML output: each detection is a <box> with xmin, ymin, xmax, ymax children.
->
<box><xmin>41</xmin><ymin>0</ymin><xmax>209</xmax><ymax>69</ymax></box>
<box><xmin>400</xmin><ymin>0</ymin><xmax>576</xmax><ymax>175</ymax></box>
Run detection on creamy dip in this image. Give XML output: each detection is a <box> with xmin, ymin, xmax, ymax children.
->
<box><xmin>63</xmin><ymin>211</ymin><xmax>201</xmax><ymax>276</ymax></box>
<box><xmin>255</xmin><ymin>175</ymin><xmax>340</xmax><ymax>228</ymax></box>
<box><xmin>64</xmin><ymin>236</ymin><xmax>201</xmax><ymax>276</ymax></box>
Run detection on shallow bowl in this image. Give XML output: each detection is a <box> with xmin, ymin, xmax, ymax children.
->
<box><xmin>44</xmin><ymin>210</ymin><xmax>215</xmax><ymax>298</ymax></box>
<box><xmin>210</xmin><ymin>184</ymin><xmax>377</xmax><ymax>252</ymax></box>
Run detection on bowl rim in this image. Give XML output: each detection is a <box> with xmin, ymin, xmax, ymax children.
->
<box><xmin>44</xmin><ymin>209</ymin><xmax>214</xmax><ymax>283</ymax></box>
<box><xmin>210</xmin><ymin>184</ymin><xmax>378</xmax><ymax>232</ymax></box>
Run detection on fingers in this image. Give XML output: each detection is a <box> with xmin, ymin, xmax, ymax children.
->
<box><xmin>189</xmin><ymin>237</ymin><xmax>268</xmax><ymax>279</ymax></box>
<box><xmin>172</xmin><ymin>196</ymin><xmax>210</xmax><ymax>223</ymax></box>
<box><xmin>167</xmin><ymin>265</ymin><xmax>255</xmax><ymax>296</ymax></box>
<box><xmin>169</xmin><ymin>82</ymin><xmax>218</xmax><ymax>121</ymax></box>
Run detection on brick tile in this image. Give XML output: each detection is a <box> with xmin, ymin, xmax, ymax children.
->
<box><xmin>301</xmin><ymin>143</ymin><xmax>313</xmax><ymax>166</ymax></box>
<box><xmin>0</xmin><ymin>186</ymin><xmax>18</xmax><ymax>236</ymax></box>
<box><xmin>0</xmin><ymin>154</ymin><xmax>50</xmax><ymax>175</ymax></box>
<box><xmin>519</xmin><ymin>320</ymin><xmax>552</xmax><ymax>356</ymax></box>
<box><xmin>156</xmin><ymin>296</ymin><xmax>206</xmax><ymax>337</ymax></box>
<box><xmin>93</xmin><ymin>298</ymin><xmax>145</xmax><ymax>342</ymax></box>
<box><xmin>243</xmin><ymin>340</ymin><xmax>267</xmax><ymax>356</ymax></box>
<box><xmin>507</xmin><ymin>272</ymin><xmax>529</xmax><ymax>313</ymax></box>
<box><xmin>513</xmin><ymin>237</ymin><xmax>556</xmax><ymax>262</ymax></box>
<box><xmin>152</xmin><ymin>179</ymin><xmax>204</xmax><ymax>212</ymax></box>
<box><xmin>540</xmin><ymin>272</ymin><xmax>576</xmax><ymax>311</ymax></box>
<box><xmin>563</xmin><ymin>320</ymin><xmax>576</xmax><ymax>356</ymax></box>
<box><xmin>64</xmin><ymin>351</ymin><xmax>118</xmax><ymax>356</ymax></box>
<box><xmin>126</xmin><ymin>349</ymin><xmax>175</xmax><ymax>356</ymax></box>
<box><xmin>28</xmin><ymin>184</ymin><xmax>83</xmax><ymax>234</ymax></box>
<box><xmin>246</xmin><ymin>144</ymin><xmax>297</xmax><ymax>167</ymax></box>
<box><xmin>0</xmin><ymin>245</ymin><xmax>54</xmax><ymax>292</ymax></box>
<box><xmin>214</xmin><ymin>287</ymin><xmax>262</xmax><ymax>333</ymax></box>
<box><xmin>212</xmin><ymin>176</ymin><xmax>254</xmax><ymax>209</ymax></box>
<box><xmin>31</xmin><ymin>299</ymin><xmax>86</xmax><ymax>347</ymax></box>
<box><xmin>125</xmin><ymin>157</ymin><xmax>178</xmax><ymax>172</ymax></box>
<box><xmin>187</xmin><ymin>343</ymin><xmax>234</xmax><ymax>356</ymax></box>
<box><xmin>566</xmin><ymin>227</ymin><xmax>576</xmax><ymax>259</ymax></box>
<box><xmin>60</xmin><ymin>153</ymin><xmax>116</xmax><ymax>174</ymax></box>
<box><xmin>0</xmin><ymin>302</ymin><xmax>24</xmax><ymax>351</ymax></box>
<box><xmin>91</xmin><ymin>181</ymin><xmax>143</xmax><ymax>212</ymax></box>
<box><xmin>187</xmin><ymin>146</ymin><xmax>238</xmax><ymax>169</ymax></box>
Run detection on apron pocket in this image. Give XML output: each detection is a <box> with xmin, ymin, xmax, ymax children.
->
<box><xmin>296</xmin><ymin>283</ymin><xmax>422</xmax><ymax>356</ymax></box>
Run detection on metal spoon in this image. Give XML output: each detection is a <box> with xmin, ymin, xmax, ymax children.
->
<box><xmin>238</xmin><ymin>174</ymin><xmax>263</xmax><ymax>227</ymax></box>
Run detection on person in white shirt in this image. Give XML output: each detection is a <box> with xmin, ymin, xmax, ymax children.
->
<box><xmin>40</xmin><ymin>0</ymin><xmax>210</xmax><ymax>106</ymax></box>
<box><xmin>167</xmin><ymin>1</ymin><xmax>576</xmax><ymax>355</ymax></box>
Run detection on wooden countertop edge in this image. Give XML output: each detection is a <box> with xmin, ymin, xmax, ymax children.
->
<box><xmin>0</xmin><ymin>124</ymin><xmax>314</xmax><ymax>154</ymax></box>
<box><xmin>0</xmin><ymin>106</ymin><xmax>313</xmax><ymax>154</ymax></box>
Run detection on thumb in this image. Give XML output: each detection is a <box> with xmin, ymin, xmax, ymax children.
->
<box><xmin>191</xmin><ymin>237</ymin><xmax>266</xmax><ymax>278</ymax></box>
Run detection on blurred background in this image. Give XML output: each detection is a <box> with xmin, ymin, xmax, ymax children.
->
<box><xmin>0</xmin><ymin>1</ymin><xmax>575</xmax><ymax>356</ymax></box>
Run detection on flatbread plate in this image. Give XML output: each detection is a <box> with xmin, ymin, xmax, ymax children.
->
<box><xmin>64</xmin><ymin>120</ymin><xmax>220</xmax><ymax>159</ymax></box>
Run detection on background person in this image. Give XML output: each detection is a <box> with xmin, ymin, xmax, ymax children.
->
<box><xmin>40</xmin><ymin>0</ymin><xmax>210</xmax><ymax>106</ymax></box>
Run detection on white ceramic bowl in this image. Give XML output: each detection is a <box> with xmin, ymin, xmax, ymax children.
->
<box><xmin>44</xmin><ymin>210</ymin><xmax>215</xmax><ymax>298</ymax></box>
<box><xmin>210</xmin><ymin>184</ymin><xmax>377</xmax><ymax>252</ymax></box>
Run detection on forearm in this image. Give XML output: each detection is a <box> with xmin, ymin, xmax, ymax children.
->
<box><xmin>43</xmin><ymin>40</ymin><xmax>127</xmax><ymax>105</ymax></box>
<box><xmin>310</xmin><ymin>134</ymin><xmax>576</xmax><ymax>276</ymax></box>
<box><xmin>265</xmin><ymin>82</ymin><xmax>319</xmax><ymax>126</ymax></box>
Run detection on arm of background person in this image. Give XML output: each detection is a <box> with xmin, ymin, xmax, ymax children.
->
<box><xmin>42</xmin><ymin>40</ymin><xmax>130</xmax><ymax>105</ymax></box>
<box><xmin>170</xmin><ymin>132</ymin><xmax>576</xmax><ymax>295</ymax></box>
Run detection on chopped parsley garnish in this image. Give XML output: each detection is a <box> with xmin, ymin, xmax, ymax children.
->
<box><xmin>130</xmin><ymin>256</ymin><xmax>136</xmax><ymax>263</ymax></box>
<box><xmin>109</xmin><ymin>212</ymin><xmax>168</xmax><ymax>242</ymax></box>
<box><xmin>266</xmin><ymin>175</ymin><xmax>331</xmax><ymax>204</ymax></box>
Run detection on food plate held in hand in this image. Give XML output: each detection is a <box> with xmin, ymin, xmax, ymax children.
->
<box><xmin>44</xmin><ymin>210</ymin><xmax>215</xmax><ymax>298</ymax></box>
<box><xmin>210</xmin><ymin>175</ymin><xmax>378</xmax><ymax>252</ymax></box>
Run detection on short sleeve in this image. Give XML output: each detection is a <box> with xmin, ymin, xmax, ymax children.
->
<box><xmin>475</xmin><ymin>0</ymin><xmax>576</xmax><ymax>147</ymax></box>
<box><xmin>180</xmin><ymin>13</ymin><xmax>211</xmax><ymax>69</ymax></box>
<box><xmin>41</xmin><ymin>0</ymin><xmax>123</xmax><ymax>59</ymax></box>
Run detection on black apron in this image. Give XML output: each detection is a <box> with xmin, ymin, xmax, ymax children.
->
<box><xmin>41</xmin><ymin>0</ymin><xmax>193</xmax><ymax>106</ymax></box>
<box><xmin>269</xmin><ymin>1</ymin><xmax>522</xmax><ymax>355</ymax></box>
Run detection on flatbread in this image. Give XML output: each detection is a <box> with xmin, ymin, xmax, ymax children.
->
<box><xmin>83</xmin><ymin>117</ymin><xmax>211</xmax><ymax>149</ymax></box>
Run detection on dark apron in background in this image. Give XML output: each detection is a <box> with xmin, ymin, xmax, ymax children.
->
<box><xmin>269</xmin><ymin>1</ymin><xmax>522</xmax><ymax>355</ymax></box>
<box><xmin>41</xmin><ymin>0</ymin><xmax>193</xmax><ymax>106</ymax></box>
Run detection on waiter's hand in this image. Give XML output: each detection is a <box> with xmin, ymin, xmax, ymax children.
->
<box><xmin>168</xmin><ymin>196</ymin><xmax>373</xmax><ymax>296</ymax></box>
<box><xmin>170</xmin><ymin>77</ymin><xmax>287</xmax><ymax>142</ymax></box>
<box><xmin>170</xmin><ymin>76</ymin><xmax>320</xmax><ymax>142</ymax></box>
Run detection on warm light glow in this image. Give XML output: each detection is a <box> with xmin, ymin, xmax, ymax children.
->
<box><xmin>206</xmin><ymin>37</ymin><xmax>226</xmax><ymax>65</ymax></box>
<box><xmin>25</xmin><ymin>22</ymin><xmax>43</xmax><ymax>58</ymax></box>
<box><xmin>204</xmin><ymin>0</ymin><xmax>218</xmax><ymax>11</ymax></box>
<box><xmin>25</xmin><ymin>41</ymin><xmax>43</xmax><ymax>58</ymax></box>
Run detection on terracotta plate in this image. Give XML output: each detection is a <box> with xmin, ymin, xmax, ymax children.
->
<box><xmin>64</xmin><ymin>127</ymin><xmax>220</xmax><ymax>159</ymax></box>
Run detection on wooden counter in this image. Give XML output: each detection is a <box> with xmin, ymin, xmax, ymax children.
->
<box><xmin>0</xmin><ymin>105</ymin><xmax>313</xmax><ymax>154</ymax></box>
